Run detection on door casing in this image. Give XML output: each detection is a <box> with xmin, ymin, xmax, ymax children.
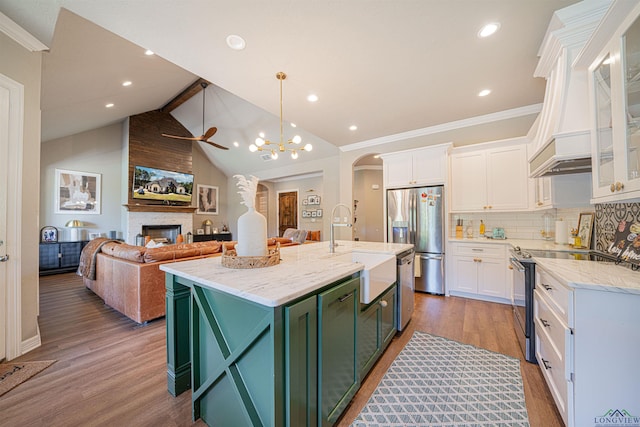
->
<box><xmin>0</xmin><ymin>73</ymin><xmax>24</xmax><ymax>361</ymax></box>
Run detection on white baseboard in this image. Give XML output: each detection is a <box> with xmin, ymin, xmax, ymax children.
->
<box><xmin>20</xmin><ymin>324</ymin><xmax>42</xmax><ymax>355</ymax></box>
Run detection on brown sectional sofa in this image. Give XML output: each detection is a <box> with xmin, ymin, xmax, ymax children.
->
<box><xmin>81</xmin><ymin>237</ymin><xmax>298</xmax><ymax>324</ymax></box>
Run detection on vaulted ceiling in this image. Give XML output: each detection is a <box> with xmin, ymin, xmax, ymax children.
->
<box><xmin>0</xmin><ymin>0</ymin><xmax>579</xmax><ymax>176</ymax></box>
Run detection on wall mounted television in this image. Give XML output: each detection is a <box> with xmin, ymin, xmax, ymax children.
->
<box><xmin>132</xmin><ymin>165</ymin><xmax>194</xmax><ymax>204</ymax></box>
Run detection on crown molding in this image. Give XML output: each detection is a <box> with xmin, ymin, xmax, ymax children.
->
<box><xmin>340</xmin><ymin>103</ymin><xmax>542</xmax><ymax>153</ymax></box>
<box><xmin>0</xmin><ymin>12</ymin><xmax>48</xmax><ymax>52</ymax></box>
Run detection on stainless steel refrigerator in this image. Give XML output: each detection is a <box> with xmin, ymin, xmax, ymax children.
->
<box><xmin>387</xmin><ymin>185</ymin><xmax>445</xmax><ymax>295</ymax></box>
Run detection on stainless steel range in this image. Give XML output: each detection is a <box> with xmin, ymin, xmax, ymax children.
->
<box><xmin>509</xmin><ymin>247</ymin><xmax>590</xmax><ymax>363</ymax></box>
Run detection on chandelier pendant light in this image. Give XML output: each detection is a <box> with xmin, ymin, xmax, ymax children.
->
<box><xmin>249</xmin><ymin>72</ymin><xmax>312</xmax><ymax>159</ymax></box>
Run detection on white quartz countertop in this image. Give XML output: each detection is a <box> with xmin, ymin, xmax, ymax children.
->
<box><xmin>448</xmin><ymin>237</ymin><xmax>588</xmax><ymax>252</ymax></box>
<box><xmin>535</xmin><ymin>258</ymin><xmax>640</xmax><ymax>295</ymax></box>
<box><xmin>160</xmin><ymin>241</ymin><xmax>413</xmax><ymax>307</ymax></box>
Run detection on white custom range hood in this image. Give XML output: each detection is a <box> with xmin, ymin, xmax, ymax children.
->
<box><xmin>528</xmin><ymin>1</ymin><xmax>611</xmax><ymax>178</ymax></box>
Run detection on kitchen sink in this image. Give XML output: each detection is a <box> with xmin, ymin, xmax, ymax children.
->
<box><xmin>330</xmin><ymin>251</ymin><xmax>396</xmax><ymax>304</ymax></box>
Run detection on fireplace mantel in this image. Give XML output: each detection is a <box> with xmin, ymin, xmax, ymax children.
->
<box><xmin>123</xmin><ymin>204</ymin><xmax>197</xmax><ymax>213</ymax></box>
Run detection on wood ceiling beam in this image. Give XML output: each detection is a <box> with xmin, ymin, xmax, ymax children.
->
<box><xmin>161</xmin><ymin>77</ymin><xmax>210</xmax><ymax>113</ymax></box>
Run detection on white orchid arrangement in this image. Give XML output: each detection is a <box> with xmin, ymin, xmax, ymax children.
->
<box><xmin>234</xmin><ymin>174</ymin><xmax>259</xmax><ymax>209</ymax></box>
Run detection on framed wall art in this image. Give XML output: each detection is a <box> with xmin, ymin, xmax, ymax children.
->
<box><xmin>577</xmin><ymin>212</ymin><xmax>595</xmax><ymax>249</ymax></box>
<box><xmin>307</xmin><ymin>195</ymin><xmax>321</xmax><ymax>205</ymax></box>
<box><xmin>55</xmin><ymin>169</ymin><xmax>101</xmax><ymax>214</ymax></box>
<box><xmin>197</xmin><ymin>184</ymin><xmax>219</xmax><ymax>214</ymax></box>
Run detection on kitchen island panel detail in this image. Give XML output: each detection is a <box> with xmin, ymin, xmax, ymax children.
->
<box><xmin>191</xmin><ymin>285</ymin><xmax>278</xmax><ymax>426</ymax></box>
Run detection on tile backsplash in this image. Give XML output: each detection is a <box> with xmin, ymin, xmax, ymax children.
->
<box><xmin>449</xmin><ymin>202</ymin><xmax>640</xmax><ymax>250</ymax></box>
<box><xmin>450</xmin><ymin>208</ymin><xmax>590</xmax><ymax>241</ymax></box>
<box><xmin>595</xmin><ymin>202</ymin><xmax>640</xmax><ymax>251</ymax></box>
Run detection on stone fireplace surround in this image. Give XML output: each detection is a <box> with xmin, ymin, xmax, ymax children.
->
<box><xmin>126</xmin><ymin>211</ymin><xmax>193</xmax><ymax>245</ymax></box>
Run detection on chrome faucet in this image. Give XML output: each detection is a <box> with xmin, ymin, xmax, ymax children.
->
<box><xmin>329</xmin><ymin>203</ymin><xmax>353</xmax><ymax>253</ymax></box>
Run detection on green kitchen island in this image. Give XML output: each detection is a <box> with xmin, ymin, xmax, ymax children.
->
<box><xmin>160</xmin><ymin>241</ymin><xmax>412</xmax><ymax>427</ymax></box>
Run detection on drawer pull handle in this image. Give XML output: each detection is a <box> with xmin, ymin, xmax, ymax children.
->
<box><xmin>540</xmin><ymin>283</ymin><xmax>552</xmax><ymax>291</ymax></box>
<box><xmin>339</xmin><ymin>292</ymin><xmax>354</xmax><ymax>303</ymax></box>
<box><xmin>379</xmin><ymin>300</ymin><xmax>388</xmax><ymax>308</ymax></box>
<box><xmin>541</xmin><ymin>358</ymin><xmax>552</xmax><ymax>370</ymax></box>
<box><xmin>471</xmin><ymin>248</ymin><xmax>484</xmax><ymax>252</ymax></box>
<box><xmin>540</xmin><ymin>319</ymin><xmax>550</xmax><ymax>328</ymax></box>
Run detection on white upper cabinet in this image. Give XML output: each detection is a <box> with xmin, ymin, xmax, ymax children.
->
<box><xmin>584</xmin><ymin>3</ymin><xmax>640</xmax><ymax>202</ymax></box>
<box><xmin>382</xmin><ymin>143</ymin><xmax>450</xmax><ymax>188</ymax></box>
<box><xmin>450</xmin><ymin>138</ymin><xmax>529</xmax><ymax>212</ymax></box>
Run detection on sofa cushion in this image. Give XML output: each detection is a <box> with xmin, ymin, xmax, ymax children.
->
<box><xmin>267</xmin><ymin>237</ymin><xmax>294</xmax><ymax>246</ymax></box>
<box><xmin>143</xmin><ymin>242</ymin><xmax>225</xmax><ymax>263</ymax></box>
<box><xmin>101</xmin><ymin>242</ymin><xmax>146</xmax><ymax>263</ymax></box>
<box><xmin>306</xmin><ymin>230</ymin><xmax>321</xmax><ymax>241</ymax></box>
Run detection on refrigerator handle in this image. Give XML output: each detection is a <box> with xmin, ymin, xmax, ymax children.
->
<box><xmin>410</xmin><ymin>191</ymin><xmax>417</xmax><ymax>244</ymax></box>
<box><xmin>420</xmin><ymin>254</ymin><xmax>444</xmax><ymax>261</ymax></box>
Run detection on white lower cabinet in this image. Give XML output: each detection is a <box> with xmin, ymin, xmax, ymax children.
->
<box><xmin>535</xmin><ymin>267</ymin><xmax>640</xmax><ymax>426</ymax></box>
<box><xmin>448</xmin><ymin>242</ymin><xmax>510</xmax><ymax>303</ymax></box>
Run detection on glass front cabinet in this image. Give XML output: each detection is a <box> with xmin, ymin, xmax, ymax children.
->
<box><xmin>589</xmin><ymin>5</ymin><xmax>640</xmax><ymax>201</ymax></box>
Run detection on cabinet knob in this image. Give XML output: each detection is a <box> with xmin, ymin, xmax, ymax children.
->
<box><xmin>610</xmin><ymin>183</ymin><xmax>616</xmax><ymax>193</ymax></box>
<box><xmin>508</xmin><ymin>265</ymin><xmax>513</xmax><ymax>270</ymax></box>
<box><xmin>616</xmin><ymin>181</ymin><xmax>624</xmax><ymax>191</ymax></box>
<box><xmin>537</xmin><ymin>202</ymin><xmax>543</xmax><ymax>206</ymax></box>
<box><xmin>473</xmin><ymin>258</ymin><xmax>482</xmax><ymax>263</ymax></box>
<box><xmin>379</xmin><ymin>300</ymin><xmax>388</xmax><ymax>308</ymax></box>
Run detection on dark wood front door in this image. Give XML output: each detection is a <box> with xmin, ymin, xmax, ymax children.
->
<box><xmin>278</xmin><ymin>191</ymin><xmax>298</xmax><ymax>236</ymax></box>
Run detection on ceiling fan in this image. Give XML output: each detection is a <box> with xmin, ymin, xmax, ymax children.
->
<box><xmin>162</xmin><ymin>82</ymin><xmax>228</xmax><ymax>150</ymax></box>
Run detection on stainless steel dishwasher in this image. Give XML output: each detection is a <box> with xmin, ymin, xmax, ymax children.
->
<box><xmin>396</xmin><ymin>249</ymin><xmax>415</xmax><ymax>331</ymax></box>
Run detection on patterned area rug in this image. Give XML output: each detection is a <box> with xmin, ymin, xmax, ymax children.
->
<box><xmin>351</xmin><ymin>332</ymin><xmax>529</xmax><ymax>426</ymax></box>
<box><xmin>0</xmin><ymin>360</ymin><xmax>56</xmax><ymax>397</ymax></box>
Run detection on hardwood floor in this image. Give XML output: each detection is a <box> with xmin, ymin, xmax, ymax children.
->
<box><xmin>1</xmin><ymin>273</ymin><xmax>562</xmax><ymax>426</ymax></box>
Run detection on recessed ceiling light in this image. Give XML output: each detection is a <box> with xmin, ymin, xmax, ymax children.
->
<box><xmin>259</xmin><ymin>132</ymin><xmax>265</xmax><ymax>138</ymax></box>
<box><xmin>144</xmin><ymin>49</ymin><xmax>154</xmax><ymax>56</ymax></box>
<box><xmin>478</xmin><ymin>22</ymin><xmax>500</xmax><ymax>38</ymax></box>
<box><xmin>349</xmin><ymin>125</ymin><xmax>358</xmax><ymax>131</ymax></box>
<box><xmin>307</xmin><ymin>94</ymin><xmax>318</xmax><ymax>103</ymax></box>
<box><xmin>122</xmin><ymin>81</ymin><xmax>132</xmax><ymax>87</ymax></box>
<box><xmin>373</xmin><ymin>155</ymin><xmax>380</xmax><ymax>159</ymax></box>
<box><xmin>226</xmin><ymin>34</ymin><xmax>246</xmax><ymax>50</ymax></box>
<box><xmin>105</xmin><ymin>103</ymin><xmax>114</xmax><ymax>108</ymax></box>
<box><xmin>290</xmin><ymin>123</ymin><xmax>297</xmax><ymax>128</ymax></box>
<box><xmin>478</xmin><ymin>89</ymin><xmax>491</xmax><ymax>97</ymax></box>
<box><xmin>233</xmin><ymin>141</ymin><xmax>240</xmax><ymax>147</ymax></box>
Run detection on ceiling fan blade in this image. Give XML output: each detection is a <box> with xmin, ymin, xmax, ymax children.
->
<box><xmin>162</xmin><ymin>133</ymin><xmax>200</xmax><ymax>141</ymax></box>
<box><xmin>203</xmin><ymin>140</ymin><xmax>229</xmax><ymax>150</ymax></box>
<box><xmin>203</xmin><ymin>126</ymin><xmax>218</xmax><ymax>140</ymax></box>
